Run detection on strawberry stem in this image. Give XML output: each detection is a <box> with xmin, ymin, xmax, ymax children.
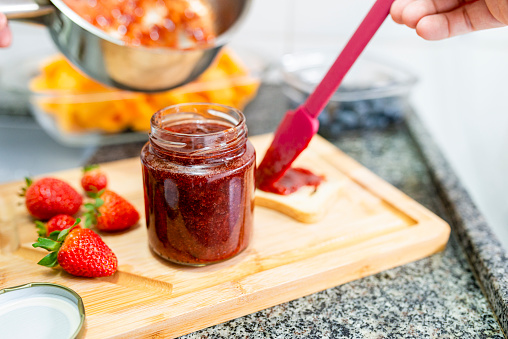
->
<box><xmin>35</xmin><ymin>221</ymin><xmax>47</xmax><ymax>237</ymax></box>
<box><xmin>83</xmin><ymin>164</ymin><xmax>99</xmax><ymax>173</ymax></box>
<box><xmin>32</xmin><ymin>218</ymin><xmax>81</xmax><ymax>268</ymax></box>
<box><xmin>83</xmin><ymin>198</ymin><xmax>103</xmax><ymax>228</ymax></box>
<box><xmin>87</xmin><ymin>190</ymin><xmax>105</xmax><ymax>199</ymax></box>
<box><xmin>19</xmin><ymin>177</ymin><xmax>33</xmax><ymax>197</ymax></box>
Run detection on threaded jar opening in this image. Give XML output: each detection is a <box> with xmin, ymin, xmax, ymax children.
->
<box><xmin>149</xmin><ymin>103</ymin><xmax>247</xmax><ymax>159</ymax></box>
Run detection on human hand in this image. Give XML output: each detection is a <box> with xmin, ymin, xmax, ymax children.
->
<box><xmin>391</xmin><ymin>0</ymin><xmax>508</xmax><ymax>40</ymax></box>
<box><xmin>0</xmin><ymin>13</ymin><xmax>12</xmax><ymax>47</ymax></box>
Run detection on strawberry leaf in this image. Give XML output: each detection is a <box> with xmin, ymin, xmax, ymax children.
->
<box><xmin>85</xmin><ymin>198</ymin><xmax>103</xmax><ymax>210</ymax></box>
<box><xmin>48</xmin><ymin>230</ymin><xmax>60</xmax><ymax>241</ymax></box>
<box><xmin>35</xmin><ymin>221</ymin><xmax>47</xmax><ymax>237</ymax></box>
<box><xmin>83</xmin><ymin>199</ymin><xmax>102</xmax><ymax>228</ymax></box>
<box><xmin>19</xmin><ymin>177</ymin><xmax>33</xmax><ymax>197</ymax></box>
<box><xmin>83</xmin><ymin>214</ymin><xmax>95</xmax><ymax>228</ymax></box>
<box><xmin>37</xmin><ymin>251</ymin><xmax>59</xmax><ymax>267</ymax></box>
<box><xmin>33</xmin><ymin>218</ymin><xmax>80</xmax><ymax>269</ymax></box>
<box><xmin>57</xmin><ymin>218</ymin><xmax>80</xmax><ymax>242</ymax></box>
<box><xmin>25</xmin><ymin>177</ymin><xmax>33</xmax><ymax>187</ymax></box>
<box><xmin>83</xmin><ymin>208</ymin><xmax>97</xmax><ymax>228</ymax></box>
<box><xmin>84</xmin><ymin>203</ymin><xmax>96</xmax><ymax>210</ymax></box>
<box><xmin>83</xmin><ymin>164</ymin><xmax>99</xmax><ymax>173</ymax></box>
<box><xmin>95</xmin><ymin>198</ymin><xmax>104</xmax><ymax>207</ymax></box>
<box><xmin>57</xmin><ymin>227</ymin><xmax>72</xmax><ymax>242</ymax></box>
<box><xmin>89</xmin><ymin>190</ymin><xmax>106</xmax><ymax>199</ymax></box>
<box><xmin>32</xmin><ymin>237</ymin><xmax>61</xmax><ymax>252</ymax></box>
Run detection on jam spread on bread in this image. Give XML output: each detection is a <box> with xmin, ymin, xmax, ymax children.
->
<box><xmin>257</xmin><ymin>167</ymin><xmax>324</xmax><ymax>195</ymax></box>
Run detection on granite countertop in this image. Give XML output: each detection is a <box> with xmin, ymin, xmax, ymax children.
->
<box><xmin>85</xmin><ymin>84</ymin><xmax>507</xmax><ymax>338</ymax></box>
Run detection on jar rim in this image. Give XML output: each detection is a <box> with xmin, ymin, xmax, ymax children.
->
<box><xmin>150</xmin><ymin>103</ymin><xmax>246</xmax><ymax>137</ymax></box>
<box><xmin>149</xmin><ymin>103</ymin><xmax>248</xmax><ymax>158</ymax></box>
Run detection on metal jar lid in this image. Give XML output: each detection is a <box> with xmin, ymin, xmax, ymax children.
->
<box><xmin>0</xmin><ymin>282</ymin><xmax>85</xmax><ymax>339</ymax></box>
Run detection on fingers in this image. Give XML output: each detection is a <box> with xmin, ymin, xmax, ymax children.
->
<box><xmin>391</xmin><ymin>0</ymin><xmax>506</xmax><ymax>40</ymax></box>
<box><xmin>414</xmin><ymin>15</ymin><xmax>451</xmax><ymax>40</ymax></box>
<box><xmin>0</xmin><ymin>13</ymin><xmax>12</xmax><ymax>47</ymax></box>
<box><xmin>416</xmin><ymin>0</ymin><xmax>505</xmax><ymax>40</ymax></box>
<box><xmin>399</xmin><ymin>0</ymin><xmax>438</xmax><ymax>28</ymax></box>
<box><xmin>391</xmin><ymin>0</ymin><xmax>415</xmax><ymax>24</ymax></box>
<box><xmin>391</xmin><ymin>0</ymin><xmax>463</xmax><ymax>26</ymax></box>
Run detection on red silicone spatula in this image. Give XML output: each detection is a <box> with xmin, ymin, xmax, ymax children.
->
<box><xmin>256</xmin><ymin>0</ymin><xmax>395</xmax><ymax>190</ymax></box>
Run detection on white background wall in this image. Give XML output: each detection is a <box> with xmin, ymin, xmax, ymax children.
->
<box><xmin>1</xmin><ymin>0</ymin><xmax>507</xmax><ymax>249</ymax></box>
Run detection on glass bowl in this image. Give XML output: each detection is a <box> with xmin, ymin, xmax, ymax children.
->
<box><xmin>280</xmin><ymin>50</ymin><xmax>418</xmax><ymax>137</ymax></box>
<box><xmin>0</xmin><ymin>44</ymin><xmax>263</xmax><ymax>147</ymax></box>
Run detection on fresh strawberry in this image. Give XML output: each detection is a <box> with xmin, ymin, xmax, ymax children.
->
<box><xmin>81</xmin><ymin>164</ymin><xmax>108</xmax><ymax>195</ymax></box>
<box><xmin>36</xmin><ymin>214</ymin><xmax>77</xmax><ymax>237</ymax></box>
<box><xmin>32</xmin><ymin>219</ymin><xmax>117</xmax><ymax>277</ymax></box>
<box><xmin>21</xmin><ymin>177</ymin><xmax>83</xmax><ymax>220</ymax></box>
<box><xmin>84</xmin><ymin>190</ymin><xmax>139</xmax><ymax>232</ymax></box>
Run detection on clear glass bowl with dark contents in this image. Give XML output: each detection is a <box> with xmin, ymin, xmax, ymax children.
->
<box><xmin>280</xmin><ymin>50</ymin><xmax>418</xmax><ymax>138</ymax></box>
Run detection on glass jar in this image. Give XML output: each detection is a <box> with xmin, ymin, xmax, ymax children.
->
<box><xmin>140</xmin><ymin>103</ymin><xmax>256</xmax><ymax>266</ymax></box>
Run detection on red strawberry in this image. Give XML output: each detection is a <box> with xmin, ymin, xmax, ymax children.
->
<box><xmin>84</xmin><ymin>190</ymin><xmax>139</xmax><ymax>232</ymax></box>
<box><xmin>81</xmin><ymin>164</ymin><xmax>107</xmax><ymax>195</ymax></box>
<box><xmin>36</xmin><ymin>214</ymin><xmax>77</xmax><ymax>237</ymax></box>
<box><xmin>32</xmin><ymin>219</ymin><xmax>117</xmax><ymax>277</ymax></box>
<box><xmin>21</xmin><ymin>177</ymin><xmax>83</xmax><ymax>220</ymax></box>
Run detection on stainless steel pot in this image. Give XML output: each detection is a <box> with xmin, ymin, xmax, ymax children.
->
<box><xmin>1</xmin><ymin>0</ymin><xmax>251</xmax><ymax>92</ymax></box>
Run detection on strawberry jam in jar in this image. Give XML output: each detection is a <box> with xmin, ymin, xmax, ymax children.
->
<box><xmin>141</xmin><ymin>103</ymin><xmax>255</xmax><ymax>266</ymax></box>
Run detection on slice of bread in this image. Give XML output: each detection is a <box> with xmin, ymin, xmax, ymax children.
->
<box><xmin>255</xmin><ymin>179</ymin><xmax>345</xmax><ymax>223</ymax></box>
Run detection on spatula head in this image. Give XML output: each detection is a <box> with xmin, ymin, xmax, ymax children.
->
<box><xmin>256</xmin><ymin>107</ymin><xmax>319</xmax><ymax>191</ymax></box>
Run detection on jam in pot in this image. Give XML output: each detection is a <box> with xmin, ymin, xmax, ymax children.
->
<box><xmin>62</xmin><ymin>0</ymin><xmax>216</xmax><ymax>48</ymax></box>
<box><xmin>141</xmin><ymin>103</ymin><xmax>255</xmax><ymax>266</ymax></box>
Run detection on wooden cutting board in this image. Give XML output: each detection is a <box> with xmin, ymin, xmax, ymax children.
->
<box><xmin>0</xmin><ymin>134</ymin><xmax>450</xmax><ymax>338</ymax></box>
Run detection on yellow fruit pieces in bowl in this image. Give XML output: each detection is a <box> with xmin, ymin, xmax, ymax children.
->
<box><xmin>29</xmin><ymin>48</ymin><xmax>261</xmax><ymax>134</ymax></box>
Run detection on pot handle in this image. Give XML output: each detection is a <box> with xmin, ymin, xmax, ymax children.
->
<box><xmin>0</xmin><ymin>0</ymin><xmax>53</xmax><ymax>21</ymax></box>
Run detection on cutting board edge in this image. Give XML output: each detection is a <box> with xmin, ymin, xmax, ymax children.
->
<box><xmin>86</xmin><ymin>217</ymin><xmax>450</xmax><ymax>339</ymax></box>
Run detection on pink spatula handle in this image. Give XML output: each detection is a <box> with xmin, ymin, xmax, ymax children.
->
<box><xmin>304</xmin><ymin>0</ymin><xmax>395</xmax><ymax>119</ymax></box>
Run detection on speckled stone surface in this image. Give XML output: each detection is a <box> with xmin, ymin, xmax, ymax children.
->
<box><xmin>87</xmin><ymin>85</ymin><xmax>506</xmax><ymax>338</ymax></box>
<box><xmin>406</xmin><ymin>110</ymin><xmax>508</xmax><ymax>336</ymax></box>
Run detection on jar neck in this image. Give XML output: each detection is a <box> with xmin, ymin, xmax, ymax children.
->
<box><xmin>148</xmin><ymin>104</ymin><xmax>248</xmax><ymax>163</ymax></box>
